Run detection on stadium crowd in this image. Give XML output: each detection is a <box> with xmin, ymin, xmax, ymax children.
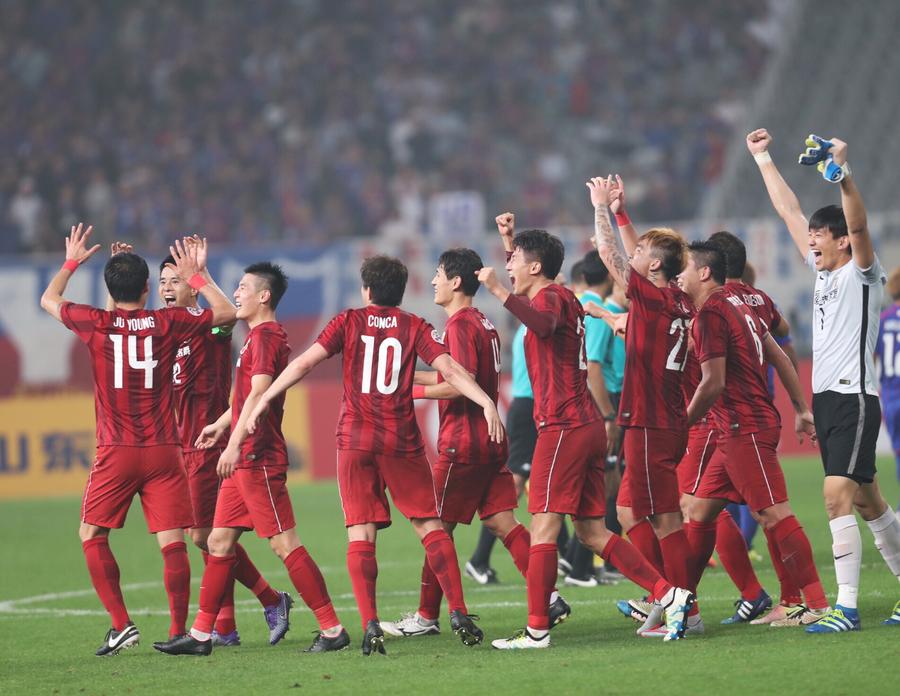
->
<box><xmin>1</xmin><ymin>0</ymin><xmax>779</xmax><ymax>255</ymax></box>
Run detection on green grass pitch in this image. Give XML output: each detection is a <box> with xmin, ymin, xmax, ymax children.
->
<box><xmin>2</xmin><ymin>456</ymin><xmax>898</xmax><ymax>695</ymax></box>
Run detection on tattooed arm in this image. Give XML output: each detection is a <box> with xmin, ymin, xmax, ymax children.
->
<box><xmin>587</xmin><ymin>176</ymin><xmax>630</xmax><ymax>290</ymax></box>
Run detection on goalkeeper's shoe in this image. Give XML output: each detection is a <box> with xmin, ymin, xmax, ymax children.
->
<box><xmin>884</xmin><ymin>600</ymin><xmax>900</xmax><ymax>625</ymax></box>
<box><xmin>805</xmin><ymin>605</ymin><xmax>860</xmax><ymax>633</ymax></box>
<box><xmin>798</xmin><ymin>134</ymin><xmax>833</xmax><ymax>166</ymax></box>
<box><xmin>491</xmin><ymin>628</ymin><xmax>549</xmax><ymax>650</ymax></box>
<box><xmin>721</xmin><ymin>590</ymin><xmax>772</xmax><ymax>624</ymax></box>
<box><xmin>96</xmin><ymin>623</ymin><xmax>140</xmax><ymax>656</ymax></box>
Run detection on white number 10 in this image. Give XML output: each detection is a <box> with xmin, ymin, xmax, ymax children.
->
<box><xmin>110</xmin><ymin>335</ymin><xmax>158</xmax><ymax>389</ymax></box>
<box><xmin>360</xmin><ymin>335</ymin><xmax>402</xmax><ymax>394</ymax></box>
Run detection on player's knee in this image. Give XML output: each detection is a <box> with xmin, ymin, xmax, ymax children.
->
<box><xmin>190</xmin><ymin>529</ymin><xmax>209</xmax><ymax>551</ymax></box>
<box><xmin>206</xmin><ymin>532</ymin><xmax>235</xmax><ymax>556</ymax></box>
<box><xmin>78</xmin><ymin>524</ymin><xmax>105</xmax><ymax>542</ymax></box>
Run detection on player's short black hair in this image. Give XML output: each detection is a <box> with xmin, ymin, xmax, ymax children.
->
<box><xmin>809</xmin><ymin>204</ymin><xmax>848</xmax><ymax>240</ymax></box>
<box><xmin>688</xmin><ymin>241</ymin><xmax>726</xmax><ymax>285</ymax></box>
<box><xmin>707</xmin><ymin>230</ymin><xmax>747</xmax><ymax>279</ymax></box>
<box><xmin>512</xmin><ymin>229</ymin><xmax>564</xmax><ymax>280</ymax></box>
<box><xmin>104</xmin><ymin>252</ymin><xmax>149</xmax><ymax>302</ymax></box>
<box><xmin>581</xmin><ymin>250</ymin><xmax>609</xmax><ymax>287</ymax></box>
<box><xmin>569</xmin><ymin>260</ymin><xmax>585</xmax><ymax>287</ymax></box>
<box><xmin>159</xmin><ymin>255</ymin><xmax>176</xmax><ymax>273</ymax></box>
<box><xmin>361</xmin><ymin>255</ymin><xmax>407</xmax><ymax>307</ymax></box>
<box><xmin>438</xmin><ymin>248</ymin><xmax>483</xmax><ymax>297</ymax></box>
<box><xmin>245</xmin><ymin>261</ymin><xmax>288</xmax><ymax>309</ymax></box>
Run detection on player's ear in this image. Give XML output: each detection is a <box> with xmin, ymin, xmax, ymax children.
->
<box><xmin>529</xmin><ymin>259</ymin><xmax>543</xmax><ymax>277</ymax></box>
<box><xmin>450</xmin><ymin>275</ymin><xmax>462</xmax><ymax>292</ymax></box>
<box><xmin>259</xmin><ymin>287</ymin><xmax>272</xmax><ymax>306</ymax></box>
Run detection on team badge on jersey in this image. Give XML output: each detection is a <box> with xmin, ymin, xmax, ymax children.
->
<box><xmin>187</xmin><ymin>306</ymin><xmax>204</xmax><ymax>316</ymax></box>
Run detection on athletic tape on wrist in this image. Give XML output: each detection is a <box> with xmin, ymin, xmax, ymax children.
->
<box><xmin>188</xmin><ymin>273</ymin><xmax>208</xmax><ymax>290</ymax></box>
<box><xmin>62</xmin><ymin>259</ymin><xmax>79</xmax><ymax>273</ymax></box>
<box><xmin>753</xmin><ymin>151</ymin><xmax>772</xmax><ymax>165</ymax></box>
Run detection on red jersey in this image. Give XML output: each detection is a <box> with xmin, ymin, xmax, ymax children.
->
<box><xmin>316</xmin><ymin>305</ymin><xmax>447</xmax><ymax>456</ymax></box>
<box><xmin>511</xmin><ymin>284</ymin><xmax>599</xmax><ymax>431</ymax></box>
<box><xmin>232</xmin><ymin>321</ymin><xmax>290</xmax><ymax>466</ymax></box>
<box><xmin>724</xmin><ymin>281</ymin><xmax>783</xmax><ymax>334</ymax></box>
<box><xmin>619</xmin><ymin>272</ymin><xmax>694</xmax><ymax>430</ymax></box>
<box><xmin>60</xmin><ymin>303</ymin><xmax>212</xmax><ymax>447</ymax></box>
<box><xmin>173</xmin><ymin>325</ymin><xmax>233</xmax><ymax>452</ymax></box>
<box><xmin>692</xmin><ymin>288</ymin><xmax>780</xmax><ymax>435</ymax></box>
<box><xmin>436</xmin><ymin>306</ymin><xmax>505</xmax><ymax>464</ymax></box>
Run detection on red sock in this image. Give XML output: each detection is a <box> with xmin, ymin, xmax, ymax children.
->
<box><xmin>771</xmin><ymin>516</ymin><xmax>828</xmax><ymax>610</ymax></box>
<box><xmin>285</xmin><ymin>546</ymin><xmax>339</xmax><ymax>631</ymax></box>
<box><xmin>659</xmin><ymin>528</ymin><xmax>693</xmax><ymax>592</ymax></box>
<box><xmin>600</xmin><ymin>533</ymin><xmax>666</xmax><ymax>596</ymax></box>
<box><xmin>684</xmin><ymin>520</ymin><xmax>718</xmax><ymax>590</ymax></box>
<box><xmin>626</xmin><ymin>519</ymin><xmax>665</xmax><ymax>576</ymax></box>
<box><xmin>716</xmin><ymin>513</ymin><xmax>764</xmax><ymax>601</ymax></box>
<box><xmin>82</xmin><ymin>537</ymin><xmax>130</xmax><ymax>631</ymax></box>
<box><xmin>502</xmin><ymin>524</ymin><xmax>532</xmax><ymax>578</ymax></box>
<box><xmin>421</xmin><ymin>530</ymin><xmax>467</xmax><ymax>615</ymax></box>
<box><xmin>347</xmin><ymin>540</ymin><xmax>378</xmax><ymax>630</ymax></box>
<box><xmin>526</xmin><ymin>543</ymin><xmax>557</xmax><ymax>631</ymax></box>
<box><xmin>417</xmin><ymin>558</ymin><xmax>443</xmax><ymax>621</ymax></box>
<box><xmin>234</xmin><ymin>543</ymin><xmax>280</xmax><ymax>608</ymax></box>
<box><xmin>201</xmin><ymin>550</ymin><xmax>236</xmax><ymax>635</ymax></box>
<box><xmin>161</xmin><ymin>541</ymin><xmax>191</xmax><ymax>638</ymax></box>
<box><xmin>193</xmin><ymin>554</ymin><xmax>235</xmax><ymax>636</ymax></box>
<box><xmin>763</xmin><ymin>527</ymin><xmax>802</xmax><ymax>605</ymax></box>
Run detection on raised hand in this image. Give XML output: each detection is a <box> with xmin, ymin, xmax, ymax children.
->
<box><xmin>65</xmin><ymin>223</ymin><xmax>102</xmax><ymax>266</ymax></box>
<box><xmin>167</xmin><ymin>237</ymin><xmax>202</xmax><ymax>280</ymax></box>
<box><xmin>586</xmin><ymin>176</ymin><xmax>613</xmax><ymax>209</ymax></box>
<box><xmin>182</xmin><ymin>235</ymin><xmax>208</xmax><ymax>270</ymax></box>
<box><xmin>476</xmin><ymin>266</ymin><xmax>502</xmax><ymax>294</ymax></box>
<box><xmin>110</xmin><ymin>241</ymin><xmax>133</xmax><ymax>257</ymax></box>
<box><xmin>828</xmin><ymin>137</ymin><xmax>848</xmax><ymax>166</ymax></box>
<box><xmin>746</xmin><ymin>128</ymin><xmax>772</xmax><ymax>155</ymax></box>
<box><xmin>608</xmin><ymin>175</ymin><xmax>626</xmax><ymax>214</ymax></box>
<box><xmin>495</xmin><ymin>212</ymin><xmax>515</xmax><ymax>239</ymax></box>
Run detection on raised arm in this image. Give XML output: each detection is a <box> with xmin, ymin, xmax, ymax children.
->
<box><xmin>746</xmin><ymin>129</ymin><xmax>809</xmax><ymax>258</ymax></box>
<box><xmin>105</xmin><ymin>242</ymin><xmax>133</xmax><ymax>311</ymax></box>
<box><xmin>246</xmin><ymin>343</ymin><xmax>330</xmax><ymax>434</ymax></box>
<box><xmin>587</xmin><ymin>176</ymin><xmax>630</xmax><ymax>290</ymax></box>
<box><xmin>40</xmin><ymin>223</ymin><xmax>102</xmax><ymax>323</ymax></box>
<box><xmin>829</xmin><ymin>138</ymin><xmax>875</xmax><ymax>270</ymax></box>
<box><xmin>431</xmin><ymin>353</ymin><xmax>504</xmax><ymax>443</ymax></box>
<box><xmin>167</xmin><ymin>237</ymin><xmax>236</xmax><ymax>327</ymax></box>
<box><xmin>763</xmin><ymin>334</ymin><xmax>815</xmax><ymax>443</ymax></box>
<box><xmin>607</xmin><ymin>174</ymin><xmax>640</xmax><ymax>257</ymax></box>
<box><xmin>496</xmin><ymin>212</ymin><xmax>515</xmax><ymax>255</ymax></box>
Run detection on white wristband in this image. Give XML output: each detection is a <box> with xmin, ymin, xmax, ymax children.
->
<box><xmin>753</xmin><ymin>151</ymin><xmax>772</xmax><ymax>165</ymax></box>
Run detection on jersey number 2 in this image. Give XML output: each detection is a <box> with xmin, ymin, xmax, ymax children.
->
<box><xmin>360</xmin><ymin>336</ymin><xmax>402</xmax><ymax>394</ymax></box>
<box><xmin>110</xmin><ymin>335</ymin><xmax>158</xmax><ymax>389</ymax></box>
<box><xmin>666</xmin><ymin>318</ymin><xmax>687</xmax><ymax>372</ymax></box>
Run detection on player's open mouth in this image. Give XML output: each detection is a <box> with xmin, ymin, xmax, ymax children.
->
<box><xmin>509</xmin><ymin>275</ymin><xmax>516</xmax><ymax>287</ymax></box>
<box><xmin>164</xmin><ymin>295</ymin><xmax>176</xmax><ymax>307</ymax></box>
<box><xmin>812</xmin><ymin>250</ymin><xmax>822</xmax><ymax>261</ymax></box>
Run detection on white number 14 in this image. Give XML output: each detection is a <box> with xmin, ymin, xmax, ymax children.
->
<box><xmin>109</xmin><ymin>335</ymin><xmax>158</xmax><ymax>389</ymax></box>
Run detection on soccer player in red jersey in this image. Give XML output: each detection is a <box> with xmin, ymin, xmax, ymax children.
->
<box><xmin>39</xmin><ymin>224</ymin><xmax>237</xmax><ymax>656</ymax></box>
<box><xmin>244</xmin><ymin>256</ymin><xmax>503</xmax><ymax>656</ymax></box>
<box><xmin>154</xmin><ymin>262</ymin><xmax>348</xmax><ymax>656</ymax></box>
<box><xmin>479</xmin><ymin>218</ymin><xmax>694</xmax><ymax>648</ymax></box>
<box><xmin>158</xmin><ymin>246</ymin><xmax>290</xmax><ymax>647</ymax></box>
<box><xmin>381</xmin><ymin>248</ymin><xmax>571</xmax><ymax>639</ymax></box>
<box><xmin>588</xmin><ymin>176</ymin><xmax>698</xmax><ymax>623</ymax></box>
<box><xmin>677</xmin><ymin>242</ymin><xmax>832</xmax><ymax>625</ymax></box>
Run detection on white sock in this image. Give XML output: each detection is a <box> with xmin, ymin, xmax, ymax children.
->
<box><xmin>866</xmin><ymin>507</ymin><xmax>900</xmax><ymax>580</ymax></box>
<box><xmin>526</xmin><ymin>626</ymin><xmax>548</xmax><ymax>639</ymax></box>
<box><xmin>830</xmin><ymin>515</ymin><xmax>861</xmax><ymax>610</ymax></box>
<box><xmin>190</xmin><ymin>628</ymin><xmax>211</xmax><ymax>642</ymax></box>
<box><xmin>549</xmin><ymin>590</ymin><xmax>560</xmax><ymax>604</ymax></box>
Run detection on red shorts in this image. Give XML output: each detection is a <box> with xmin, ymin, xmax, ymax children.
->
<box><xmin>432</xmin><ymin>455</ymin><xmax>518</xmax><ymax>524</ymax></box>
<box><xmin>183</xmin><ymin>449</ymin><xmax>221</xmax><ymax>529</ymax></box>
<box><xmin>621</xmin><ymin>427</ymin><xmax>685</xmax><ymax>517</ymax></box>
<box><xmin>337</xmin><ymin>449</ymin><xmax>439</xmax><ymax>528</ymax></box>
<box><xmin>82</xmin><ymin>445</ymin><xmax>193</xmax><ymax>534</ymax></box>
<box><xmin>528</xmin><ymin>420</ymin><xmax>606</xmax><ymax>519</ymax></box>
<box><xmin>677</xmin><ymin>428</ymin><xmax>719</xmax><ymax>496</ymax></box>
<box><xmin>719</xmin><ymin>427</ymin><xmax>788</xmax><ymax>512</ymax></box>
<box><xmin>694</xmin><ymin>447</ymin><xmax>742</xmax><ymax>504</ymax></box>
<box><xmin>213</xmin><ymin>461</ymin><xmax>296</xmax><ymax>538</ymax></box>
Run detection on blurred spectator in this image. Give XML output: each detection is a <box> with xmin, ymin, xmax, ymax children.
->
<box><xmin>0</xmin><ymin>0</ymin><xmax>775</xmax><ymax>253</ymax></box>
